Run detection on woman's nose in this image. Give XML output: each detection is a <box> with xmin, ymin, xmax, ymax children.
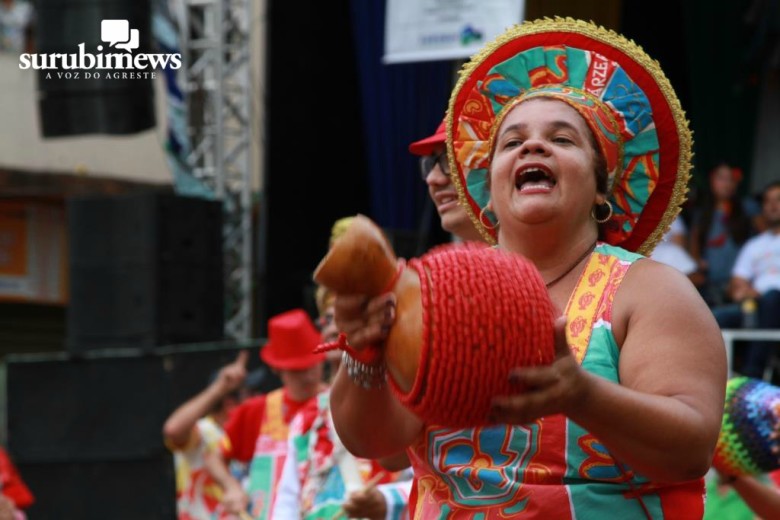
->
<box><xmin>519</xmin><ymin>137</ymin><xmax>549</xmax><ymax>156</ymax></box>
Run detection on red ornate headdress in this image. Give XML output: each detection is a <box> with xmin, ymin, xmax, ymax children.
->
<box><xmin>448</xmin><ymin>18</ymin><xmax>692</xmax><ymax>254</ymax></box>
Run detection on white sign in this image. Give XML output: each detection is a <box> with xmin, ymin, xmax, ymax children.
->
<box><xmin>383</xmin><ymin>0</ymin><xmax>525</xmax><ymax>64</ymax></box>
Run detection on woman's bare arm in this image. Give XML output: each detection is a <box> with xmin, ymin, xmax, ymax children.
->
<box><xmin>491</xmin><ymin>261</ymin><xmax>727</xmax><ymax>482</ymax></box>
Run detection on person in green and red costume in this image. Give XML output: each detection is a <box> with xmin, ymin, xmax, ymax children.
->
<box><xmin>329</xmin><ymin>18</ymin><xmax>726</xmax><ymax>519</ymax></box>
<box><xmin>209</xmin><ymin>309</ymin><xmax>325</xmax><ymax>519</ymax></box>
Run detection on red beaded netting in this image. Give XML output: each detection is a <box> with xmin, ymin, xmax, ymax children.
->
<box><xmin>387</xmin><ymin>246</ymin><xmax>556</xmax><ymax>428</ymax></box>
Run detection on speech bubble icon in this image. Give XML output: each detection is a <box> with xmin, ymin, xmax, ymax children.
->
<box><xmin>115</xmin><ymin>28</ymin><xmax>139</xmax><ymax>52</ymax></box>
<box><xmin>101</xmin><ymin>19</ymin><xmax>130</xmax><ymax>47</ymax></box>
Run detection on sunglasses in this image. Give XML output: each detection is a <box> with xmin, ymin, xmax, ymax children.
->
<box><xmin>419</xmin><ymin>152</ymin><xmax>451</xmax><ymax>180</ymax></box>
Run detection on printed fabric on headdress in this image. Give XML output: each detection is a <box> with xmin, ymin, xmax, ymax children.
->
<box><xmin>449</xmin><ymin>19</ymin><xmax>691</xmax><ymax>254</ymax></box>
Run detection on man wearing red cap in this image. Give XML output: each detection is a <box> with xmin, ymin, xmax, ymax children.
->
<box><xmin>409</xmin><ymin>119</ymin><xmax>483</xmax><ymax>242</ymax></box>
<box><xmin>208</xmin><ymin>309</ymin><xmax>325</xmax><ymax>520</ymax></box>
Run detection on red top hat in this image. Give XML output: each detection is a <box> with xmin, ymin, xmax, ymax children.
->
<box><xmin>260</xmin><ymin>309</ymin><xmax>324</xmax><ymax>370</ymax></box>
<box><xmin>408</xmin><ymin>120</ymin><xmax>446</xmax><ymax>157</ymax></box>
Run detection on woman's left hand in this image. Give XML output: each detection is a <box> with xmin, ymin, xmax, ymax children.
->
<box><xmin>489</xmin><ymin>316</ymin><xmax>591</xmax><ymax>424</ymax></box>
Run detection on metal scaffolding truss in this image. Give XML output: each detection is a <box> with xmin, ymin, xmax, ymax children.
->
<box><xmin>179</xmin><ymin>0</ymin><xmax>253</xmax><ymax>340</ymax></box>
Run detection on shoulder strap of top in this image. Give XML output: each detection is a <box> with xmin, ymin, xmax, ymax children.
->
<box><xmin>564</xmin><ymin>244</ymin><xmax>641</xmax><ymax>363</ymax></box>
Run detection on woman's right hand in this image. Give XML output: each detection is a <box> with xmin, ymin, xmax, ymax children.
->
<box><xmin>490</xmin><ymin>317</ymin><xmax>590</xmax><ymax>424</ymax></box>
<box><xmin>334</xmin><ymin>293</ymin><xmax>397</xmax><ymax>350</ymax></box>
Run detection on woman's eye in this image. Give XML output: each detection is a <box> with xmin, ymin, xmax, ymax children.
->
<box><xmin>553</xmin><ymin>136</ymin><xmax>572</xmax><ymax>144</ymax></box>
<box><xmin>503</xmin><ymin>138</ymin><xmax>522</xmax><ymax>149</ymax></box>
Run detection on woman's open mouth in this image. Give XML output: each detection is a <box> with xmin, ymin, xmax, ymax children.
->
<box><xmin>515</xmin><ymin>166</ymin><xmax>557</xmax><ymax>194</ymax></box>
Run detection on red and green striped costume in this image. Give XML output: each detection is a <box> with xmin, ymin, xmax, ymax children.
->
<box><xmin>406</xmin><ymin>244</ymin><xmax>705</xmax><ymax>519</ymax></box>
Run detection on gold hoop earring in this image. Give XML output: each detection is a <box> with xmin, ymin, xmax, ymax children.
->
<box><xmin>479</xmin><ymin>206</ymin><xmax>498</xmax><ymax>230</ymax></box>
<box><xmin>592</xmin><ymin>200</ymin><xmax>613</xmax><ymax>224</ymax></box>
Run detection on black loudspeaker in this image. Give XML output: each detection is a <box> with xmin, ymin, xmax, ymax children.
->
<box><xmin>16</xmin><ymin>458</ymin><xmax>176</xmax><ymax>520</ymax></box>
<box><xmin>7</xmin><ymin>354</ymin><xmax>175</xmax><ymax>519</ymax></box>
<box><xmin>67</xmin><ymin>193</ymin><xmax>224</xmax><ymax>352</ymax></box>
<box><xmin>6</xmin><ymin>348</ymin><xmax>274</xmax><ymax>462</ymax></box>
<box><xmin>165</xmin><ymin>348</ymin><xmax>280</xmax><ymax>408</ymax></box>
<box><xmin>7</xmin><ymin>356</ymin><xmax>169</xmax><ymax>462</ymax></box>
<box><xmin>6</xmin><ymin>347</ymin><xmax>275</xmax><ymax>463</ymax></box>
<box><xmin>35</xmin><ymin>0</ymin><xmax>155</xmax><ymax>137</ymax></box>
<box><xmin>6</xmin><ymin>346</ymin><xmax>276</xmax><ymax>520</ymax></box>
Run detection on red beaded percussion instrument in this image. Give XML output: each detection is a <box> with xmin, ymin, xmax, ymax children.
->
<box><xmin>314</xmin><ymin>215</ymin><xmax>556</xmax><ymax>427</ymax></box>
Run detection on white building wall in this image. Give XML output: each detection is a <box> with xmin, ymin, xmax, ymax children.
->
<box><xmin>0</xmin><ymin>0</ymin><xmax>266</xmax><ymax>191</ymax></box>
<box><xmin>0</xmin><ymin>52</ymin><xmax>172</xmax><ymax>184</ymax></box>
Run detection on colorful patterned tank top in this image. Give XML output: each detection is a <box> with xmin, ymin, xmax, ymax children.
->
<box><xmin>406</xmin><ymin>244</ymin><xmax>705</xmax><ymax>519</ymax></box>
<box><xmin>247</xmin><ymin>389</ymin><xmax>289</xmax><ymax>520</ymax></box>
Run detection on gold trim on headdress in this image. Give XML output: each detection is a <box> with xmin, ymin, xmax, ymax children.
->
<box><xmin>447</xmin><ymin>17</ymin><xmax>693</xmax><ymax>255</ymax></box>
